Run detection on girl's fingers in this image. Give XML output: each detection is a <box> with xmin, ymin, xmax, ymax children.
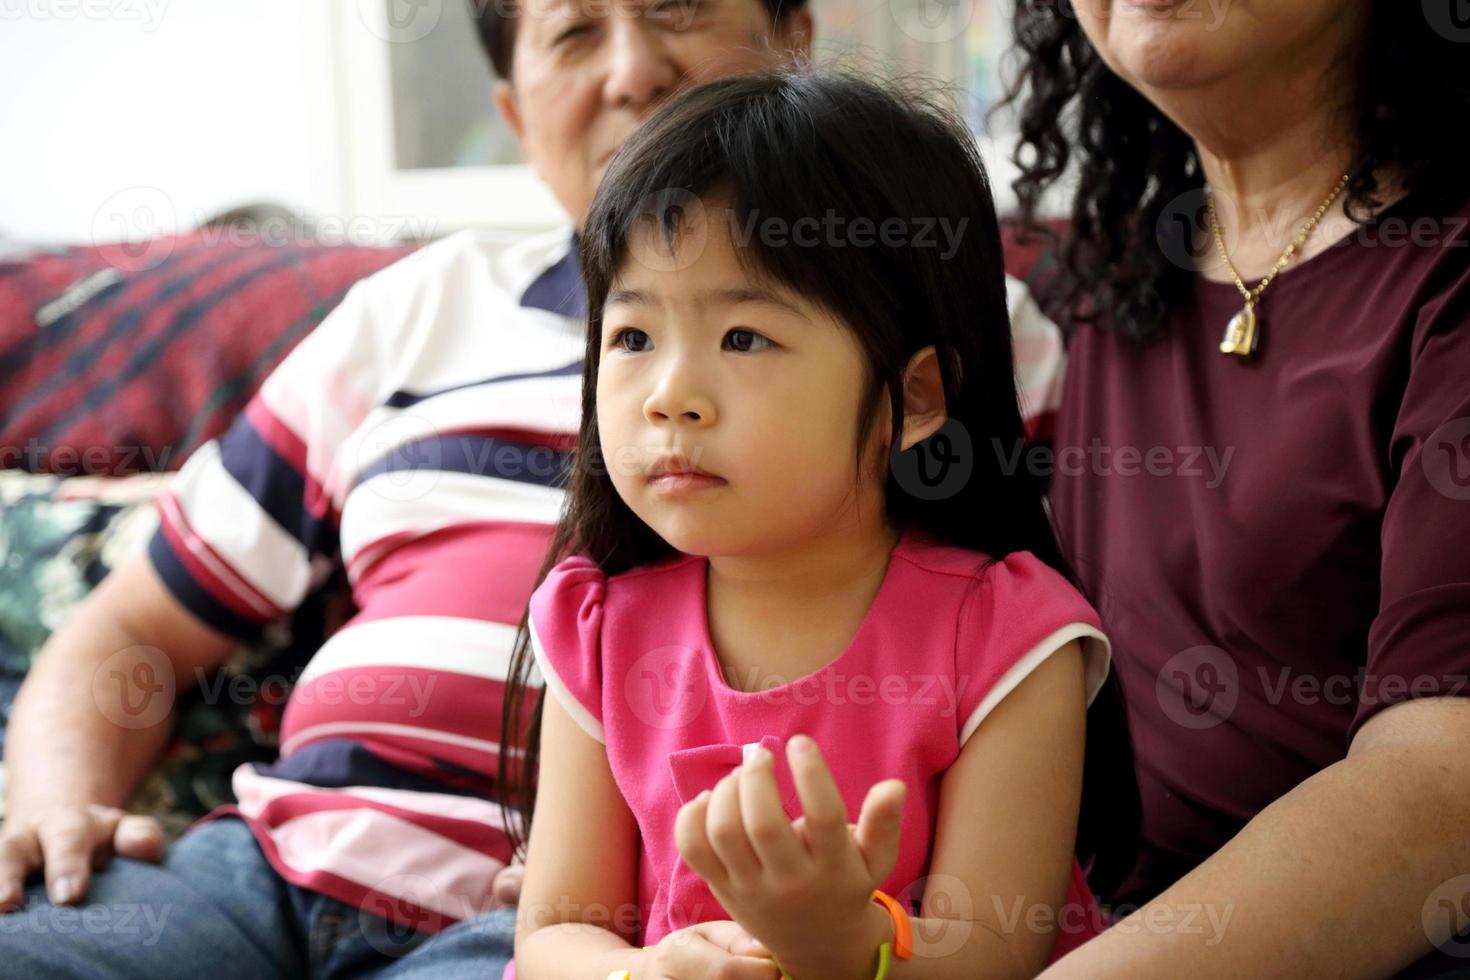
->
<box><xmin>704</xmin><ymin>770</ymin><xmax>762</xmax><ymax>881</ymax></box>
<box><xmin>687</xmin><ymin>919</ymin><xmax>772</xmax><ymax>958</ymax></box>
<box><xmin>674</xmin><ymin>790</ymin><xmax>725</xmax><ymax>885</ymax></box>
<box><xmin>785</xmin><ymin>734</ymin><xmax>853</xmax><ymax>865</ymax></box>
<box><xmin>736</xmin><ymin>748</ymin><xmax>803</xmax><ymax>873</ymax></box>
<box><xmin>853</xmin><ymin>778</ymin><xmax>907</xmax><ymax>884</ymax></box>
<box><xmin>663</xmin><ymin>926</ymin><xmax>783</xmax><ymax>980</ymax></box>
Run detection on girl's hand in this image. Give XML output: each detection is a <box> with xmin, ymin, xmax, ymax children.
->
<box><xmin>673</xmin><ymin>734</ymin><xmax>907</xmax><ymax>978</ymax></box>
<box><xmin>637</xmin><ymin>920</ymin><xmax>783</xmax><ymax>980</ymax></box>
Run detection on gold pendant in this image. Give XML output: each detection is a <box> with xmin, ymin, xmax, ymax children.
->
<box><xmin>1219</xmin><ymin>303</ymin><xmax>1258</xmax><ymax>358</ymax></box>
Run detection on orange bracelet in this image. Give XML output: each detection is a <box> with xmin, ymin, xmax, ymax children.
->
<box><xmin>871</xmin><ymin>889</ymin><xmax>913</xmax><ymax>960</ymax></box>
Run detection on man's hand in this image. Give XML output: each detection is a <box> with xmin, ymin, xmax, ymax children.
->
<box><xmin>0</xmin><ymin>803</ymin><xmax>165</xmax><ymax>910</ymax></box>
<box><xmin>491</xmin><ymin>857</ymin><xmax>524</xmax><ymax>906</ymax></box>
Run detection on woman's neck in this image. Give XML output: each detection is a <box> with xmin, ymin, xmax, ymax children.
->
<box><xmin>1191</xmin><ymin>108</ymin><xmax>1370</xmax><ymax>283</ymax></box>
<box><xmin>1140</xmin><ymin>26</ymin><xmax>1403</xmax><ymax>281</ymax></box>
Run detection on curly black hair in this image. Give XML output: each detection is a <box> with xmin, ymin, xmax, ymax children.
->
<box><xmin>1002</xmin><ymin>0</ymin><xmax>1470</xmax><ymax>341</ymax></box>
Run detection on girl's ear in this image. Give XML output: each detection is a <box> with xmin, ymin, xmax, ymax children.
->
<box><xmin>898</xmin><ymin>345</ymin><xmax>954</xmax><ymax>452</ymax></box>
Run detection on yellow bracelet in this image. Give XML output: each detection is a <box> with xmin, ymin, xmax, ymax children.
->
<box><xmin>606</xmin><ymin>944</ymin><xmax>659</xmax><ymax>980</ymax></box>
<box><xmin>872</xmin><ymin>940</ymin><xmax>894</xmax><ymax>980</ymax></box>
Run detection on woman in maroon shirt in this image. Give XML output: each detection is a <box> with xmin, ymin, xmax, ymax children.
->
<box><xmin>1004</xmin><ymin>2</ymin><xmax>1470</xmax><ymax>977</ymax></box>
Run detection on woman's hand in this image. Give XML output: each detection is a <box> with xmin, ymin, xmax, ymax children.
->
<box><xmin>636</xmin><ymin>919</ymin><xmax>783</xmax><ymax>980</ymax></box>
<box><xmin>674</xmin><ymin>734</ymin><xmax>907</xmax><ymax>979</ymax></box>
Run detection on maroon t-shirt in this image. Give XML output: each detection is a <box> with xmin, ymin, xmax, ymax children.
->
<box><xmin>1051</xmin><ymin>193</ymin><xmax>1470</xmax><ymax>910</ymax></box>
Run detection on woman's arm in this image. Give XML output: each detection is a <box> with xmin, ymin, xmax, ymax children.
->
<box><xmin>1041</xmin><ymin>695</ymin><xmax>1470</xmax><ymax>978</ymax></box>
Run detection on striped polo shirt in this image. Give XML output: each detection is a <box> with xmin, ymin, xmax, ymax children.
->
<box><xmin>148</xmin><ymin>223</ymin><xmax>1068</xmax><ymax>933</ymax></box>
<box><xmin>149</xmin><ymin>225</ymin><xmax>587</xmax><ymax>931</ymax></box>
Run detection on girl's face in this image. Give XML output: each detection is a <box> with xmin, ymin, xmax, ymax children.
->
<box><xmin>595</xmin><ymin>206</ymin><xmax>890</xmax><ymax>558</ymax></box>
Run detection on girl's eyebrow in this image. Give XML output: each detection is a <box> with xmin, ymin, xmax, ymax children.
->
<box><xmin>606</xmin><ymin>286</ymin><xmax>810</xmax><ymax>321</ymax></box>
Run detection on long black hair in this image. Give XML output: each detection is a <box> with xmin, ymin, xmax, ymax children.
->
<box><xmin>497</xmin><ymin>65</ymin><xmax>1140</xmax><ymax>899</ymax></box>
<box><xmin>1002</xmin><ymin>0</ymin><xmax>1470</xmax><ymax>341</ymax></box>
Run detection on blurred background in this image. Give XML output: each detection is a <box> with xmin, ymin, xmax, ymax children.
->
<box><xmin>0</xmin><ymin>0</ymin><xmax>1028</xmax><ymax>247</ymax></box>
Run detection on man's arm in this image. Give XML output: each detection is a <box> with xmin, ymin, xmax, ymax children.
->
<box><xmin>0</xmin><ymin>552</ymin><xmax>239</xmax><ymax>907</ymax></box>
<box><xmin>1041</xmin><ymin>695</ymin><xmax>1470</xmax><ymax>978</ymax></box>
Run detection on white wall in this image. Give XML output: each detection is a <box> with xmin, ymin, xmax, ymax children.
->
<box><xmin>0</xmin><ymin>0</ymin><xmax>1060</xmax><ymax>247</ymax></box>
<box><xmin>0</xmin><ymin>0</ymin><xmax>339</xmax><ymax>245</ymax></box>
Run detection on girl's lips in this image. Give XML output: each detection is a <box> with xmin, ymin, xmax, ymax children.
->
<box><xmin>647</xmin><ymin>472</ymin><xmax>727</xmax><ymax>493</ymax></box>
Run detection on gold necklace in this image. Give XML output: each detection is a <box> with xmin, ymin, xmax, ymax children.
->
<box><xmin>1206</xmin><ymin>171</ymin><xmax>1350</xmax><ymax>358</ymax></box>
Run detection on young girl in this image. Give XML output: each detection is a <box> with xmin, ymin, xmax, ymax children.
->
<box><xmin>500</xmin><ymin>67</ymin><xmax>1134</xmax><ymax>980</ymax></box>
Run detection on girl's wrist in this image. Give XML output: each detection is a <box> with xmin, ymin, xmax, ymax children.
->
<box><xmin>769</xmin><ymin>900</ymin><xmax>895</xmax><ymax>980</ymax></box>
<box><xmin>624</xmin><ymin>943</ymin><xmax>655</xmax><ymax>980</ymax></box>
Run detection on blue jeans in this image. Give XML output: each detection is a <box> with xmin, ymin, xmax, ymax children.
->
<box><xmin>0</xmin><ymin>815</ymin><xmax>515</xmax><ymax>979</ymax></box>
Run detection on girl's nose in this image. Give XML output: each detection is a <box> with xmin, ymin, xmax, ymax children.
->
<box><xmin>644</xmin><ymin>373</ymin><xmax>715</xmax><ymax>426</ymax></box>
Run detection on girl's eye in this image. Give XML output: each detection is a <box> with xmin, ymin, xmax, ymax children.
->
<box><xmin>724</xmin><ymin>328</ymin><xmax>772</xmax><ymax>353</ymax></box>
<box><xmin>608</xmin><ymin>327</ymin><xmax>650</xmax><ymax>353</ymax></box>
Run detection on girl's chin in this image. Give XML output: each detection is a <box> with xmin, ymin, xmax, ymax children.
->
<box><xmin>641</xmin><ymin>512</ymin><xmax>727</xmax><ymax>551</ymax></box>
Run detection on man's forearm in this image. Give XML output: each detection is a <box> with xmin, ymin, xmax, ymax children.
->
<box><xmin>1041</xmin><ymin>737</ymin><xmax>1470</xmax><ymax>978</ymax></box>
<box><xmin>5</xmin><ymin>611</ymin><xmax>175</xmax><ymax>815</ymax></box>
